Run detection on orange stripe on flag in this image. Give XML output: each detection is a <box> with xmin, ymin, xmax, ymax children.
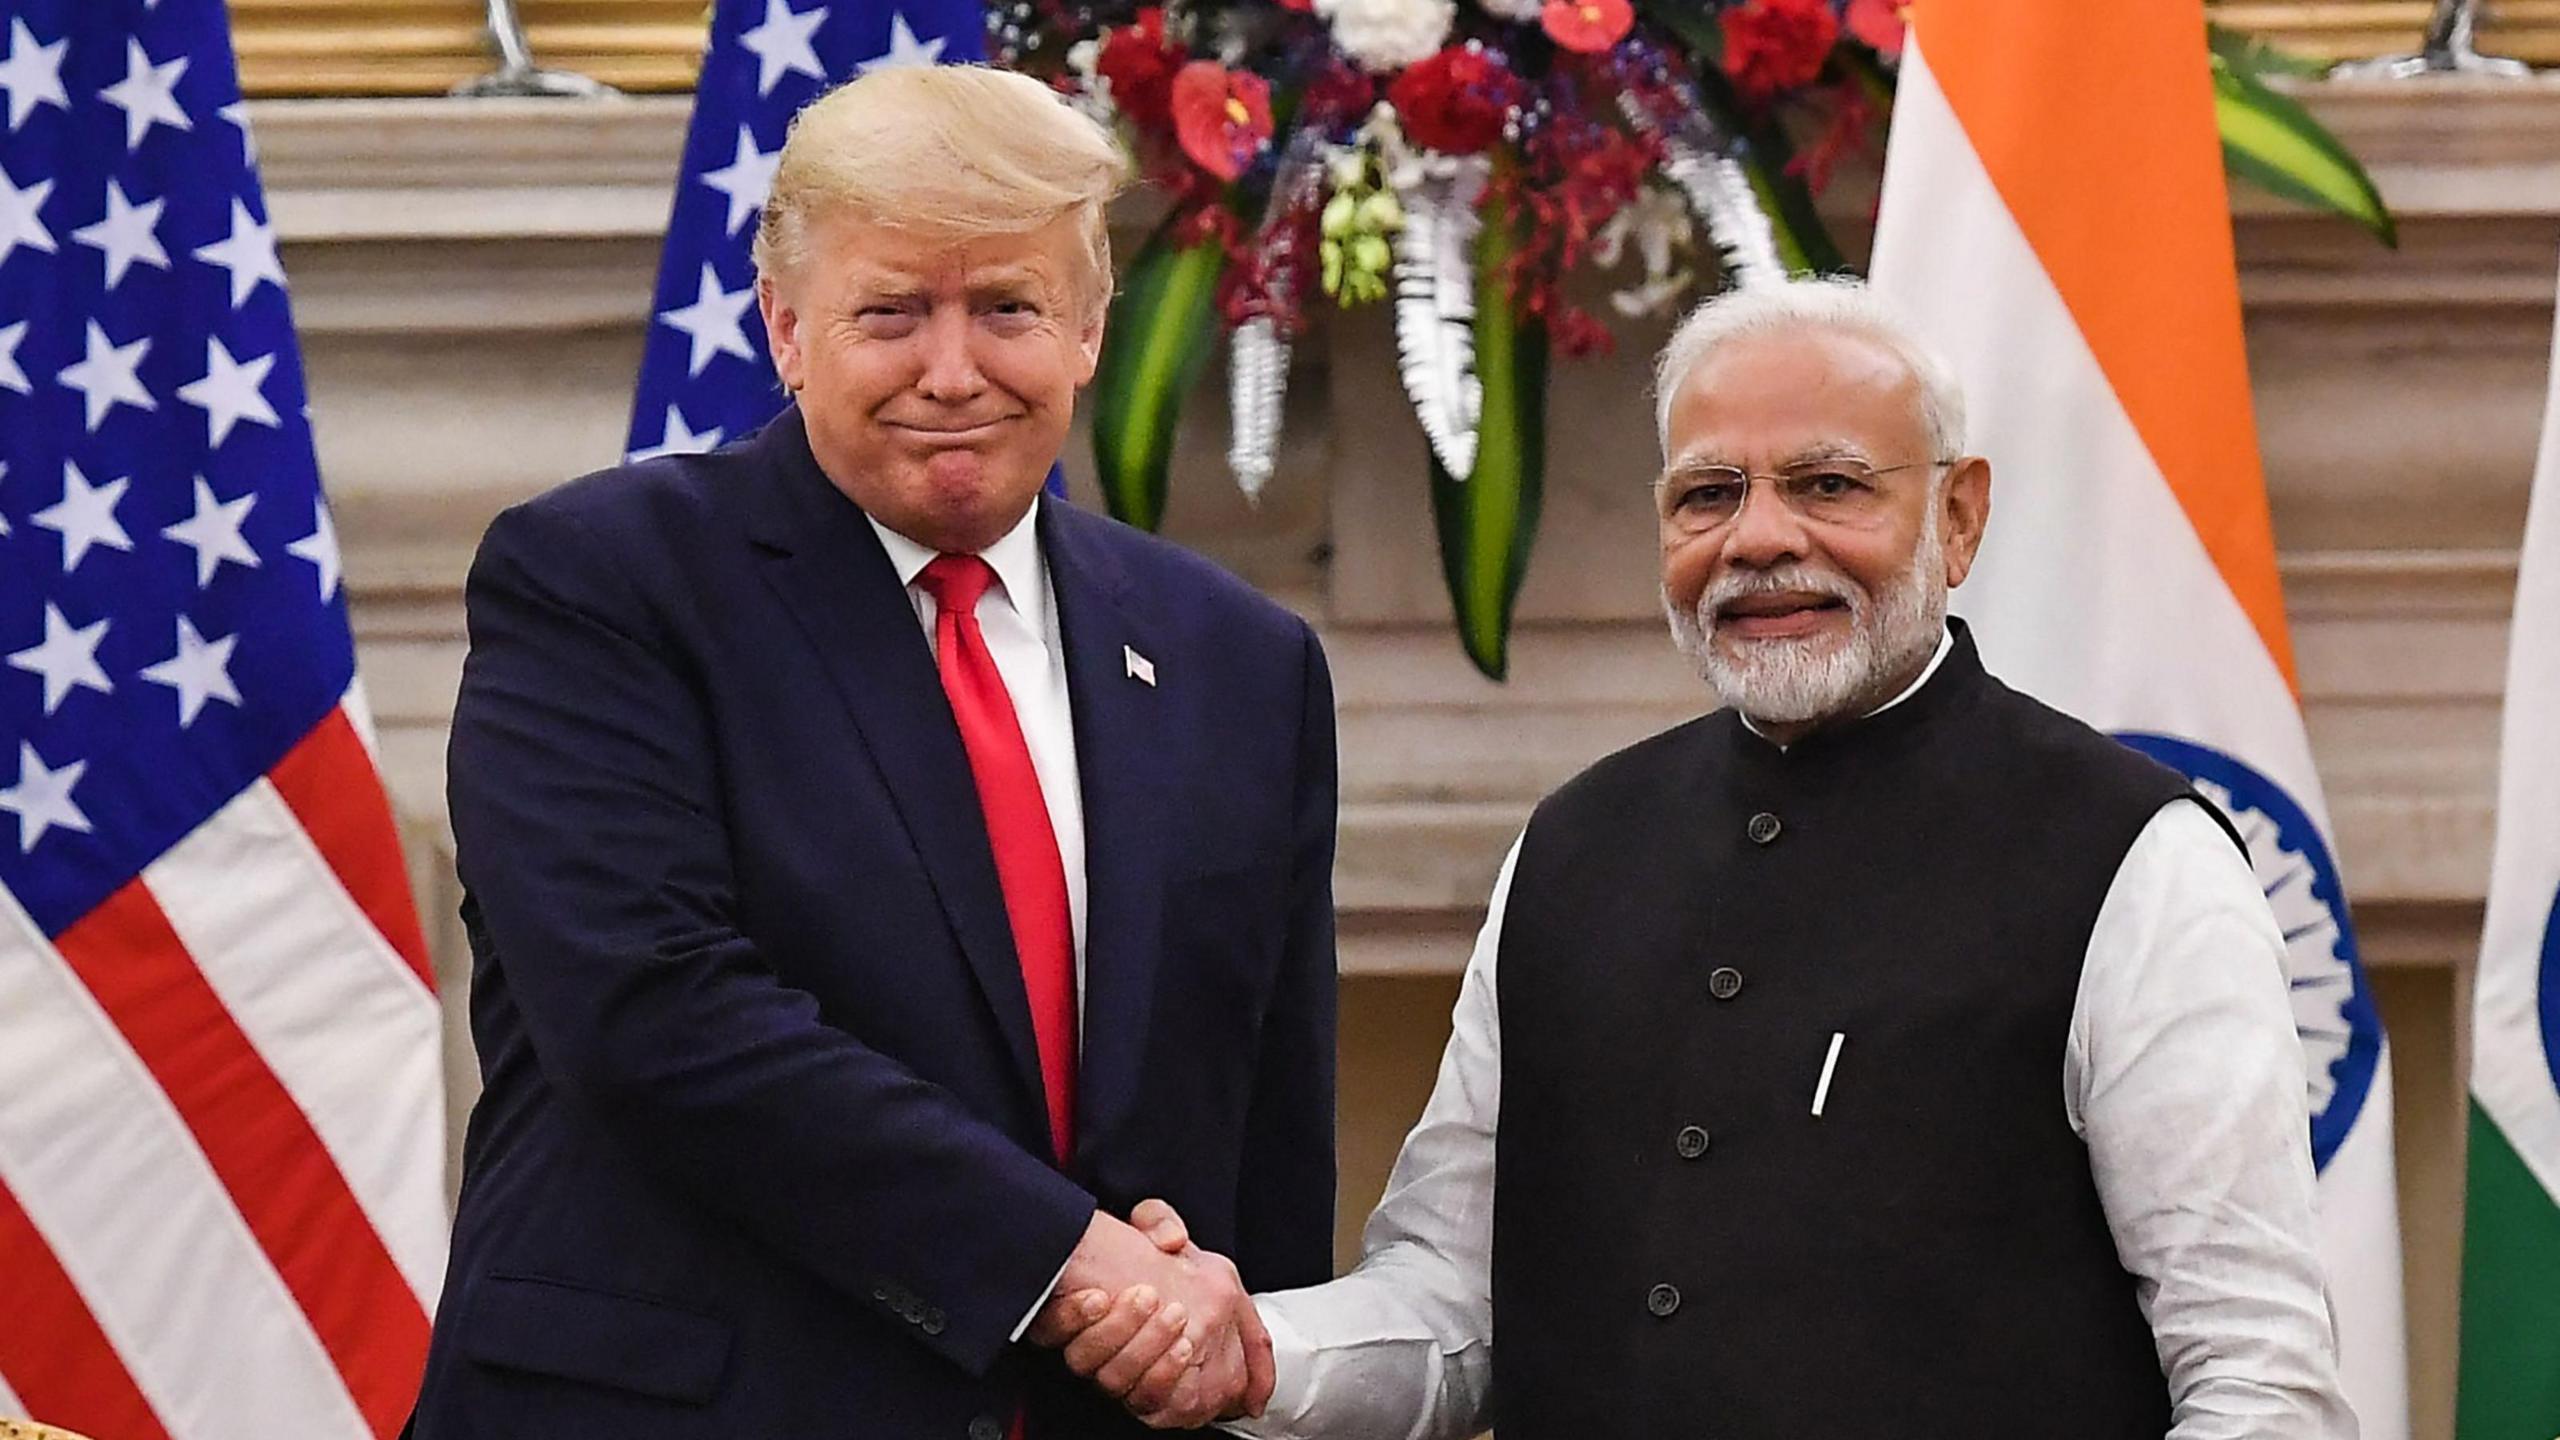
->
<box><xmin>56</xmin><ymin>884</ymin><xmax>431</xmax><ymax>1439</ymax></box>
<box><xmin>0</xmin><ymin>1175</ymin><xmax>173</xmax><ymax>1440</ymax></box>
<box><xmin>1906</xmin><ymin>0</ymin><xmax>2297</xmax><ymax>689</ymax></box>
<box><xmin>269</xmin><ymin>708</ymin><xmax>436</xmax><ymax>993</ymax></box>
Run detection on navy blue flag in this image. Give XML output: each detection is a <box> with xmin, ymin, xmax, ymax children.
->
<box><xmin>0</xmin><ymin>3</ymin><xmax>446</xmax><ymax>1436</ymax></box>
<box><xmin>626</xmin><ymin>0</ymin><xmax>999</xmax><ymax>464</ymax></box>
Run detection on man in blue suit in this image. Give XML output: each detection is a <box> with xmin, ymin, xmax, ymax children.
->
<box><xmin>408</xmin><ymin>64</ymin><xmax>1338</xmax><ymax>1439</ymax></box>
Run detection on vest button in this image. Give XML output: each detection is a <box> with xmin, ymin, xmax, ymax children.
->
<box><xmin>1747</xmin><ymin>811</ymin><xmax>1782</xmax><ymax>845</ymax></box>
<box><xmin>969</xmin><ymin>1418</ymin><xmax>1005</xmax><ymax>1440</ymax></box>
<box><xmin>1675</xmin><ymin>1125</ymin><xmax>1710</xmax><ymax>1159</ymax></box>
<box><xmin>1707</xmin><ymin>966</ymin><xmax>1744</xmax><ymax>1001</ymax></box>
<box><xmin>1646</xmin><ymin>1282</ymin><xmax>1682</xmax><ymax>1318</ymax></box>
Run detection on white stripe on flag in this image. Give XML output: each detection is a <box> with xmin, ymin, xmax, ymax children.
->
<box><xmin>2321</xmin><ymin>1059</ymin><xmax>2409</xmax><ymax>1425</ymax></box>
<box><xmin>0</xmin><ymin>1369</ymin><xmax>25</xmax><ymax>1418</ymax></box>
<box><xmin>2474</xmin><ymin>266</ymin><xmax>2560</xmax><ymax>1194</ymax></box>
<box><xmin>1874</xmin><ymin>42</ymin><xmax>2407</xmax><ymax>1436</ymax></box>
<box><xmin>0</xmin><ymin>888</ymin><xmax>372</xmax><ymax>1440</ymax></box>
<box><xmin>144</xmin><ymin>779</ymin><xmax>450</xmax><ymax>1304</ymax></box>
<box><xmin>341</xmin><ymin>679</ymin><xmax>384</xmax><ymax>768</ymax></box>
<box><xmin>1877</xmin><ymin>49</ymin><xmax>2321</xmax><ymax>813</ymax></box>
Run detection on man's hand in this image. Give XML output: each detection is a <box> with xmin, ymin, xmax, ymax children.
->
<box><xmin>1029</xmin><ymin>1201</ymin><xmax>1272</xmax><ymax>1427</ymax></box>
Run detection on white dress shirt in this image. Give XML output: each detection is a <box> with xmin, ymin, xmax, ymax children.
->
<box><xmin>867</xmin><ymin>510</ymin><xmax>1093</xmax><ymax>1343</ymax></box>
<box><xmin>867</xmin><ymin>509</ymin><xmax>1089</xmax><ymax>986</ymax></box>
<box><xmin>1239</xmin><ymin>629</ymin><xmax>2356</xmax><ymax>1440</ymax></box>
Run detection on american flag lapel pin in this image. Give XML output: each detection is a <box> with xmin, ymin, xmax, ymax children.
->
<box><xmin>1124</xmin><ymin>645</ymin><xmax>1156</xmax><ymax>687</ymax></box>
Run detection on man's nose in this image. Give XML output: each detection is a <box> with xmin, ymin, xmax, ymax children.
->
<box><xmin>913</xmin><ymin>309</ymin><xmax>988</xmax><ymax>400</ymax></box>
<box><xmin>1719</xmin><ymin>477</ymin><xmax>1811</xmax><ymax>569</ymax></box>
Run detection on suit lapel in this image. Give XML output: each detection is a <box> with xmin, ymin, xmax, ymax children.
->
<box><xmin>740</xmin><ymin>410</ymin><xmax>1047</xmax><ymax>1114</ymax></box>
<box><xmin>1041</xmin><ymin>502</ymin><xmax>1171</xmax><ymax>1168</ymax></box>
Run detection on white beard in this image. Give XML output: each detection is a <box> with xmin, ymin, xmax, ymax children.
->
<box><xmin>1665</xmin><ymin>512</ymin><xmax>1950</xmax><ymax>727</ymax></box>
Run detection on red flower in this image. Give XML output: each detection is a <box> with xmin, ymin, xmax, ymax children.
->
<box><xmin>1097</xmin><ymin>8</ymin><xmax>1184</xmax><ymax>130</ymax></box>
<box><xmin>1171</xmin><ymin>61</ymin><xmax>1274</xmax><ymax>182</ymax></box>
<box><xmin>1540</xmin><ymin>0</ymin><xmax>1633</xmax><ymax>54</ymax></box>
<box><xmin>1386</xmin><ymin>47</ymin><xmax>1522</xmax><ymax>155</ymax></box>
<box><xmin>1299</xmin><ymin>56</ymin><xmax>1378</xmax><ymax>124</ymax></box>
<box><xmin>1845</xmin><ymin>0</ymin><xmax>1905</xmax><ymax>58</ymax></box>
<box><xmin>1720</xmin><ymin>0</ymin><xmax>1840</xmax><ymax>102</ymax></box>
<box><xmin>1274</xmin><ymin>0</ymin><xmax>1315</xmax><ymax>13</ymax></box>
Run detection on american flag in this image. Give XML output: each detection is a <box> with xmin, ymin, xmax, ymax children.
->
<box><xmin>0</xmin><ymin>4</ymin><xmax>445</xmax><ymax>1439</ymax></box>
<box><xmin>626</xmin><ymin>0</ymin><xmax>1007</xmax><ymax>463</ymax></box>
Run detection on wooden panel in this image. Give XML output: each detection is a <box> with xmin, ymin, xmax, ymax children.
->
<box><xmin>230</xmin><ymin>0</ymin><xmax>709</xmax><ymax>97</ymax></box>
<box><xmin>2213</xmin><ymin>0</ymin><xmax>2560</xmax><ymax>63</ymax></box>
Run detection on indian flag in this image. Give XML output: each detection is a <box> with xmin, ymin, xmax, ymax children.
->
<box><xmin>1867</xmin><ymin>2</ymin><xmax>2409</xmax><ymax>1434</ymax></box>
<box><xmin>2453</xmin><ymin>261</ymin><xmax>2560</xmax><ymax>1440</ymax></box>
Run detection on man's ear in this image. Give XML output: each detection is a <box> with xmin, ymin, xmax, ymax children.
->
<box><xmin>1940</xmin><ymin>455</ymin><xmax>1992</xmax><ymax>589</ymax></box>
<box><xmin>758</xmin><ymin>274</ymin><xmax>805</xmax><ymax>393</ymax></box>
<box><xmin>1073</xmin><ymin>298</ymin><xmax>1108</xmax><ymax>388</ymax></box>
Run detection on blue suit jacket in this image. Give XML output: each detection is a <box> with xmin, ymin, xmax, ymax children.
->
<box><xmin>408</xmin><ymin>410</ymin><xmax>1339</xmax><ymax>1439</ymax></box>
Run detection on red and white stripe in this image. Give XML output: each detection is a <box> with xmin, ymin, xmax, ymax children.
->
<box><xmin>0</xmin><ymin>695</ymin><xmax>444</xmax><ymax>1440</ymax></box>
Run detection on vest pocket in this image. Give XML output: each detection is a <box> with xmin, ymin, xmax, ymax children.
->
<box><xmin>459</xmin><ymin>1272</ymin><xmax>733</xmax><ymax>1403</ymax></box>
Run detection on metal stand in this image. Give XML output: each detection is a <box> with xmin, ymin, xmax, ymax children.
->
<box><xmin>2330</xmin><ymin>0</ymin><xmax>2531</xmax><ymax>79</ymax></box>
<box><xmin>452</xmin><ymin>0</ymin><xmax>623</xmax><ymax>98</ymax></box>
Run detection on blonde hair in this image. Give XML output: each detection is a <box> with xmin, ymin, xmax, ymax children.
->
<box><xmin>752</xmin><ymin>65</ymin><xmax>1131</xmax><ymax>317</ymax></box>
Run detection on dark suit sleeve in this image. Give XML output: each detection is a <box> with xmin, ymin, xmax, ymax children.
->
<box><xmin>448</xmin><ymin>501</ymin><xmax>1096</xmax><ymax>1376</ymax></box>
<box><xmin>1231</xmin><ymin>621</ymin><xmax>1341</xmax><ymax>1290</ymax></box>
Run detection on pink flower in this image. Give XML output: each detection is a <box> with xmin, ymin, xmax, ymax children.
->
<box><xmin>1846</xmin><ymin>0</ymin><xmax>1905</xmax><ymax>59</ymax></box>
<box><xmin>1540</xmin><ymin>0</ymin><xmax>1634</xmax><ymax>54</ymax></box>
<box><xmin>1171</xmin><ymin>61</ymin><xmax>1274</xmax><ymax>182</ymax></box>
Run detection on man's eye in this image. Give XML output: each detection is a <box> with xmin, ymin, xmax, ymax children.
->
<box><xmin>1801</xmin><ymin>469</ymin><xmax>1863</xmax><ymax>497</ymax></box>
<box><xmin>1682</xmin><ymin>483</ymin><xmax>1740</xmax><ymax>511</ymax></box>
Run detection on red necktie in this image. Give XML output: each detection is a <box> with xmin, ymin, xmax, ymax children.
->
<box><xmin>915</xmin><ymin>555</ymin><xmax>1078</xmax><ymax>1163</ymax></box>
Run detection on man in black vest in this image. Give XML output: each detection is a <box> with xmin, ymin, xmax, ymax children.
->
<box><xmin>1037</xmin><ymin>278</ymin><xmax>2355</xmax><ymax>1438</ymax></box>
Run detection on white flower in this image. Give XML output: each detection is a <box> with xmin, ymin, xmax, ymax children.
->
<box><xmin>1593</xmin><ymin>184</ymin><xmax>1693</xmax><ymax>275</ymax></box>
<box><xmin>1611</xmin><ymin>269</ymin><xmax>1694</xmax><ymax>318</ymax></box>
<box><xmin>1318</xmin><ymin>0</ymin><xmax>1455</xmax><ymax>72</ymax></box>
<box><xmin>1062</xmin><ymin>38</ymin><xmax>1117</xmax><ymax>124</ymax></box>
<box><xmin>1596</xmin><ymin>184</ymin><xmax>1696</xmax><ymax>318</ymax></box>
<box><xmin>1474</xmin><ymin>0</ymin><xmax>1543</xmax><ymax>22</ymax></box>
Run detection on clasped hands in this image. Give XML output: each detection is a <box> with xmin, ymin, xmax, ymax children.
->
<box><xmin>1032</xmin><ymin>1200</ymin><xmax>1271</xmax><ymax>1429</ymax></box>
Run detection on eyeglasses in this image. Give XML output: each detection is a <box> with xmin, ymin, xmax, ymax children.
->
<box><xmin>1652</xmin><ymin>458</ymin><xmax>1950</xmax><ymax>536</ymax></box>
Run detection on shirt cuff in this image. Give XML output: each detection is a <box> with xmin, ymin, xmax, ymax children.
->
<box><xmin>1009</xmin><ymin>1253</ymin><xmax>1077</xmax><ymax>1344</ymax></box>
<box><xmin>1216</xmin><ymin>1296</ymin><xmax>1312</xmax><ymax>1437</ymax></box>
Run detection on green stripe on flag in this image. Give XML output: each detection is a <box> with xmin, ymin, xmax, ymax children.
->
<box><xmin>2457</xmin><ymin>1099</ymin><xmax>2560</xmax><ymax>1439</ymax></box>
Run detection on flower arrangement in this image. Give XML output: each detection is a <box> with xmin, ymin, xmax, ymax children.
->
<box><xmin>990</xmin><ymin>1</ymin><xmax>2389</xmax><ymax>678</ymax></box>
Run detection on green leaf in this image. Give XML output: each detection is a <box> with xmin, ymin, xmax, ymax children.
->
<box><xmin>1089</xmin><ymin>222</ymin><xmax>1227</xmax><ymax>531</ymax></box>
<box><xmin>2213</xmin><ymin>59</ymin><xmax>2397</xmax><ymax>248</ymax></box>
<box><xmin>1428</xmin><ymin>207</ymin><xmax>1548</xmax><ymax>681</ymax></box>
<box><xmin>2206</xmin><ymin>20</ymin><xmax>2331</xmax><ymax>80</ymax></box>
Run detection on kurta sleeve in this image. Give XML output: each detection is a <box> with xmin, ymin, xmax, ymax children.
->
<box><xmin>2067</xmin><ymin>800</ymin><xmax>2358</xmax><ymax>1439</ymax></box>
<box><xmin>1227</xmin><ymin>837</ymin><xmax>1520</xmax><ymax>1440</ymax></box>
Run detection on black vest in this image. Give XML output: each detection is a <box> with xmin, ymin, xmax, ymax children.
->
<box><xmin>1492</xmin><ymin>623</ymin><xmax>2200</xmax><ymax>1439</ymax></box>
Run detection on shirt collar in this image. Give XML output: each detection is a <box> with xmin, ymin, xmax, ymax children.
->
<box><xmin>866</xmin><ymin>502</ymin><xmax>1051</xmax><ymax>637</ymax></box>
<box><xmin>1739</xmin><ymin>622</ymin><xmax>1956</xmax><ymax>745</ymax></box>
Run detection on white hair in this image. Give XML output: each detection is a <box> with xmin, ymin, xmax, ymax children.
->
<box><xmin>1651</xmin><ymin>277</ymin><xmax>1966</xmax><ymax>462</ymax></box>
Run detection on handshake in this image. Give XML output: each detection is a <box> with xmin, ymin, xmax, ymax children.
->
<box><xmin>1031</xmin><ymin>1200</ymin><xmax>1274</xmax><ymax>1430</ymax></box>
